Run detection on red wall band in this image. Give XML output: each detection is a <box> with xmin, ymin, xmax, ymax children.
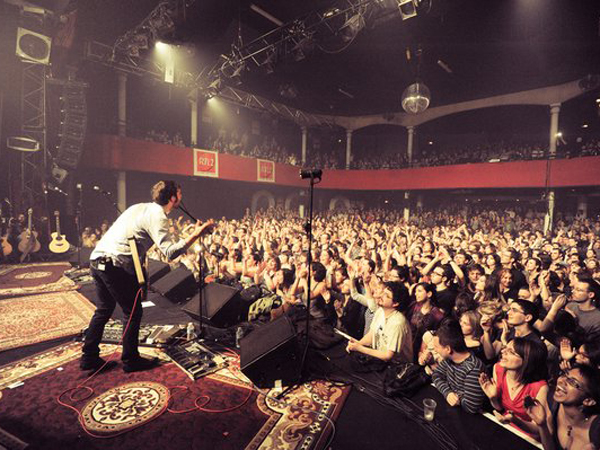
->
<box><xmin>83</xmin><ymin>135</ymin><xmax>600</xmax><ymax>190</ymax></box>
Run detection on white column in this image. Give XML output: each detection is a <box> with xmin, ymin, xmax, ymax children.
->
<box><xmin>403</xmin><ymin>192</ymin><xmax>410</xmax><ymax>222</ymax></box>
<box><xmin>548</xmin><ymin>103</ymin><xmax>560</xmax><ymax>159</ymax></box>
<box><xmin>117</xmin><ymin>72</ymin><xmax>127</xmax><ymax>137</ymax></box>
<box><xmin>406</xmin><ymin>126</ymin><xmax>415</xmax><ymax>166</ymax></box>
<box><xmin>544</xmin><ymin>103</ymin><xmax>561</xmax><ymax>234</ymax></box>
<box><xmin>577</xmin><ymin>195</ymin><xmax>588</xmax><ymax>218</ymax></box>
<box><xmin>117</xmin><ymin>71</ymin><xmax>127</xmax><ymax>211</ymax></box>
<box><xmin>544</xmin><ymin>190</ymin><xmax>555</xmax><ymax>235</ymax></box>
<box><xmin>301</xmin><ymin>126</ymin><xmax>307</xmax><ymax>164</ymax></box>
<box><xmin>190</xmin><ymin>95</ymin><xmax>198</xmax><ymax>147</ymax></box>
<box><xmin>117</xmin><ymin>171</ymin><xmax>127</xmax><ymax>212</ymax></box>
<box><xmin>345</xmin><ymin>129</ymin><xmax>353</xmax><ymax>169</ymax></box>
<box><xmin>416</xmin><ymin>195</ymin><xmax>423</xmax><ymax>210</ymax></box>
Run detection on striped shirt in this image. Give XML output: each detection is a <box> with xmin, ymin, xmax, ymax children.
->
<box><xmin>432</xmin><ymin>353</ymin><xmax>485</xmax><ymax>414</ymax></box>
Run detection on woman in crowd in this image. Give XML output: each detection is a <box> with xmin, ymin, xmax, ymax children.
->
<box><xmin>479</xmin><ymin>338</ymin><xmax>549</xmax><ymax>437</ymax></box>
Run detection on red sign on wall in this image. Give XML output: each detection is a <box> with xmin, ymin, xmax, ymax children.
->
<box><xmin>193</xmin><ymin>149</ymin><xmax>219</xmax><ymax>177</ymax></box>
<box><xmin>257</xmin><ymin>159</ymin><xmax>275</xmax><ymax>182</ymax></box>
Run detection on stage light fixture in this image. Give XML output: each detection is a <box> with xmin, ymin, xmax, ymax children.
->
<box><xmin>340</xmin><ymin>12</ymin><xmax>365</xmax><ymax>42</ymax></box>
<box><xmin>398</xmin><ymin>0</ymin><xmax>418</xmax><ymax>20</ymax></box>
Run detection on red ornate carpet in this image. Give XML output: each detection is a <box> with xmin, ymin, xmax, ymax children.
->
<box><xmin>0</xmin><ymin>343</ymin><xmax>350</xmax><ymax>450</ymax></box>
<box><xmin>0</xmin><ymin>262</ymin><xmax>76</xmax><ymax>297</ymax></box>
<box><xmin>0</xmin><ymin>291</ymin><xmax>95</xmax><ymax>351</ymax></box>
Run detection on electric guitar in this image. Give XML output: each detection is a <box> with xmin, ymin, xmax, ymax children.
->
<box><xmin>49</xmin><ymin>210</ymin><xmax>70</xmax><ymax>254</ymax></box>
<box><xmin>0</xmin><ymin>208</ymin><xmax>12</xmax><ymax>257</ymax></box>
<box><xmin>18</xmin><ymin>208</ymin><xmax>41</xmax><ymax>262</ymax></box>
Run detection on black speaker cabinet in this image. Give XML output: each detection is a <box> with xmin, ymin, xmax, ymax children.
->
<box><xmin>69</xmin><ymin>247</ymin><xmax>93</xmax><ymax>268</ymax></box>
<box><xmin>240</xmin><ymin>316</ymin><xmax>300</xmax><ymax>389</ymax></box>
<box><xmin>182</xmin><ymin>282</ymin><xmax>243</xmax><ymax>328</ymax></box>
<box><xmin>147</xmin><ymin>259</ymin><xmax>170</xmax><ymax>284</ymax></box>
<box><xmin>147</xmin><ymin>266</ymin><xmax>196</xmax><ymax>304</ymax></box>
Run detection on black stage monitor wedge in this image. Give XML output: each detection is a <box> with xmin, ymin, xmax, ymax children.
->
<box><xmin>148</xmin><ymin>266</ymin><xmax>196</xmax><ymax>304</ymax></box>
<box><xmin>182</xmin><ymin>282</ymin><xmax>243</xmax><ymax>328</ymax></box>
<box><xmin>240</xmin><ymin>316</ymin><xmax>300</xmax><ymax>389</ymax></box>
<box><xmin>69</xmin><ymin>247</ymin><xmax>93</xmax><ymax>268</ymax></box>
<box><xmin>147</xmin><ymin>259</ymin><xmax>170</xmax><ymax>284</ymax></box>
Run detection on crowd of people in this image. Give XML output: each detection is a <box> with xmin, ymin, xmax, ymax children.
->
<box><xmin>127</xmin><ymin>123</ymin><xmax>600</xmax><ymax>172</ymax></box>
<box><xmin>204</xmin><ymin>128</ymin><xmax>299</xmax><ymax>165</ymax></box>
<box><xmin>143</xmin><ymin>129</ymin><xmax>187</xmax><ymax>147</ymax></box>
<box><xmin>143</xmin><ymin>203</ymin><xmax>600</xmax><ymax>448</ymax></box>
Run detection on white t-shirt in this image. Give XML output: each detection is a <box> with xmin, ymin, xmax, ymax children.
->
<box><xmin>370</xmin><ymin>308</ymin><xmax>413</xmax><ymax>362</ymax></box>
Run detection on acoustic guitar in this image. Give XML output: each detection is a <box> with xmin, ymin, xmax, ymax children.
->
<box><xmin>18</xmin><ymin>208</ymin><xmax>41</xmax><ymax>262</ymax></box>
<box><xmin>0</xmin><ymin>209</ymin><xmax>12</xmax><ymax>257</ymax></box>
<box><xmin>49</xmin><ymin>210</ymin><xmax>70</xmax><ymax>254</ymax></box>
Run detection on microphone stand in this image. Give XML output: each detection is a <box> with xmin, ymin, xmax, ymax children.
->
<box><xmin>96</xmin><ymin>189</ymin><xmax>121</xmax><ymax>215</ymax></box>
<box><xmin>178</xmin><ymin>201</ymin><xmax>205</xmax><ymax>340</ymax></box>
<box><xmin>75</xmin><ymin>185</ymin><xmax>83</xmax><ymax>268</ymax></box>
<box><xmin>277</xmin><ymin>170</ymin><xmax>320</xmax><ymax>399</ymax></box>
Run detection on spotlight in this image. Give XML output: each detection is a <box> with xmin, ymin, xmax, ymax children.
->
<box><xmin>340</xmin><ymin>12</ymin><xmax>365</xmax><ymax>42</ymax></box>
<box><xmin>155</xmin><ymin>41</ymin><xmax>169</xmax><ymax>52</ymax></box>
<box><xmin>398</xmin><ymin>0</ymin><xmax>417</xmax><ymax>20</ymax></box>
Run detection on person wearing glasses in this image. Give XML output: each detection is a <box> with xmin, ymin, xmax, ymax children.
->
<box><xmin>565</xmin><ymin>275</ymin><xmax>600</xmax><ymax>343</ymax></box>
<box><xmin>505</xmin><ymin>299</ymin><xmax>544</xmax><ymax>347</ymax></box>
<box><xmin>479</xmin><ymin>338</ymin><xmax>549</xmax><ymax>438</ymax></box>
<box><xmin>527</xmin><ymin>365</ymin><xmax>600</xmax><ymax>450</ymax></box>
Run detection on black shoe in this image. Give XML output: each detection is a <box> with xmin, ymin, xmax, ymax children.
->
<box><xmin>80</xmin><ymin>358</ymin><xmax>118</xmax><ymax>374</ymax></box>
<box><xmin>122</xmin><ymin>356</ymin><xmax>160</xmax><ymax>373</ymax></box>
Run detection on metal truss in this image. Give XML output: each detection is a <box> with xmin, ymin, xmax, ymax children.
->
<box><xmin>19</xmin><ymin>62</ymin><xmax>48</xmax><ymax>208</ymax></box>
<box><xmin>207</xmin><ymin>0</ymin><xmax>407</xmax><ymax>87</ymax></box>
<box><xmin>84</xmin><ymin>40</ymin><xmax>336</xmax><ymax>128</ymax></box>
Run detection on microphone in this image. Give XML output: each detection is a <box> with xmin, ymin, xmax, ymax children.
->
<box><xmin>299</xmin><ymin>168</ymin><xmax>323</xmax><ymax>180</ymax></box>
<box><xmin>93</xmin><ymin>185</ymin><xmax>111</xmax><ymax>195</ymax></box>
<box><xmin>76</xmin><ymin>183</ymin><xmax>82</xmax><ymax>191</ymax></box>
<box><xmin>178</xmin><ymin>200</ymin><xmax>198</xmax><ymax>222</ymax></box>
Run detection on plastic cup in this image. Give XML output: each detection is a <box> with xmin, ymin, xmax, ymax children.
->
<box><xmin>423</xmin><ymin>398</ymin><xmax>437</xmax><ymax>422</ymax></box>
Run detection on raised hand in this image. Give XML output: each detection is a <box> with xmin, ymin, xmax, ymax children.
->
<box><xmin>525</xmin><ymin>398</ymin><xmax>547</xmax><ymax>427</ymax></box>
<box><xmin>500</xmin><ymin>319</ymin><xmax>510</xmax><ymax>347</ymax></box>
<box><xmin>551</xmin><ymin>293</ymin><xmax>567</xmax><ymax>312</ymax></box>
<box><xmin>479</xmin><ymin>372</ymin><xmax>498</xmax><ymax>399</ymax></box>
<box><xmin>559</xmin><ymin>338</ymin><xmax>576</xmax><ymax>362</ymax></box>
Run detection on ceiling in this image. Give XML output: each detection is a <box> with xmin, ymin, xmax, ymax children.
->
<box><xmin>18</xmin><ymin>0</ymin><xmax>600</xmax><ymax>132</ymax></box>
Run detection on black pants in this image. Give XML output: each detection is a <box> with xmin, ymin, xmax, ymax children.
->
<box><xmin>82</xmin><ymin>260</ymin><xmax>143</xmax><ymax>364</ymax></box>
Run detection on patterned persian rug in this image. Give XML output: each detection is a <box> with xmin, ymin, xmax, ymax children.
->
<box><xmin>0</xmin><ymin>262</ymin><xmax>76</xmax><ymax>298</ymax></box>
<box><xmin>0</xmin><ymin>343</ymin><xmax>350</xmax><ymax>450</ymax></box>
<box><xmin>0</xmin><ymin>291</ymin><xmax>95</xmax><ymax>351</ymax></box>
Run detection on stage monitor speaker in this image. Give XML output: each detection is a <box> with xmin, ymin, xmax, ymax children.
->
<box><xmin>69</xmin><ymin>247</ymin><xmax>93</xmax><ymax>267</ymax></box>
<box><xmin>148</xmin><ymin>266</ymin><xmax>196</xmax><ymax>304</ymax></box>
<box><xmin>148</xmin><ymin>259</ymin><xmax>170</xmax><ymax>284</ymax></box>
<box><xmin>182</xmin><ymin>282</ymin><xmax>243</xmax><ymax>328</ymax></box>
<box><xmin>240</xmin><ymin>316</ymin><xmax>300</xmax><ymax>389</ymax></box>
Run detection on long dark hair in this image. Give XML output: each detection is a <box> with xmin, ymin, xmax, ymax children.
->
<box><xmin>512</xmin><ymin>338</ymin><xmax>548</xmax><ymax>384</ymax></box>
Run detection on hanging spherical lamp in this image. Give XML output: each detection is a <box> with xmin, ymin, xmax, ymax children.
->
<box><xmin>401</xmin><ymin>82</ymin><xmax>431</xmax><ymax>114</ymax></box>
